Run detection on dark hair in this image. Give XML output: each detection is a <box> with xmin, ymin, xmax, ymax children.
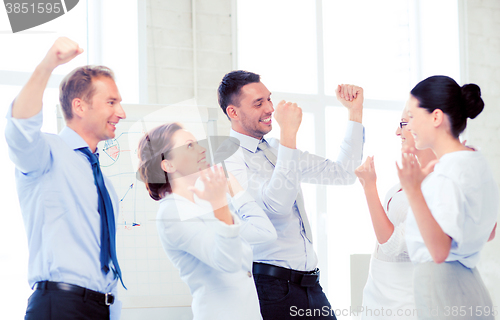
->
<box><xmin>137</xmin><ymin>123</ymin><xmax>183</xmax><ymax>201</ymax></box>
<box><xmin>59</xmin><ymin>65</ymin><xmax>115</xmax><ymax>121</ymax></box>
<box><xmin>410</xmin><ymin>75</ymin><xmax>484</xmax><ymax>138</ymax></box>
<box><xmin>217</xmin><ymin>70</ymin><xmax>260</xmax><ymax>119</ymax></box>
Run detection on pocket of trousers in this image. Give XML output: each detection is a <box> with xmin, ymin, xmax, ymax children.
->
<box><xmin>255</xmin><ymin>274</ymin><xmax>291</xmax><ymax>303</ymax></box>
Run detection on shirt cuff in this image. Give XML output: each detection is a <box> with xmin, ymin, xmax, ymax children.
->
<box><xmin>210</xmin><ymin>213</ymin><xmax>241</xmax><ymax>238</ymax></box>
<box><xmin>230</xmin><ymin>191</ymin><xmax>255</xmax><ymax>211</ymax></box>
<box><xmin>276</xmin><ymin>143</ymin><xmax>300</xmax><ymax>168</ymax></box>
<box><xmin>345</xmin><ymin>120</ymin><xmax>365</xmax><ymax>145</ymax></box>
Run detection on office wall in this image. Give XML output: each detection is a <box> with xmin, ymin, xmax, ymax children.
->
<box><xmin>146</xmin><ymin>0</ymin><xmax>233</xmax><ymax>135</ymax></box>
<box><xmin>465</xmin><ymin>0</ymin><xmax>500</xmax><ymax>314</ymax></box>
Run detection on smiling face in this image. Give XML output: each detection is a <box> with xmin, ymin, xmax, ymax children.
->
<box><xmin>229</xmin><ymin>82</ymin><xmax>274</xmax><ymax>140</ymax></box>
<box><xmin>406</xmin><ymin>94</ymin><xmax>436</xmax><ymax>150</ymax></box>
<box><xmin>81</xmin><ymin>77</ymin><xmax>126</xmax><ymax>149</ymax></box>
<box><xmin>167</xmin><ymin>130</ymin><xmax>208</xmax><ymax>178</ymax></box>
<box><xmin>395</xmin><ymin>105</ymin><xmax>416</xmax><ymax>154</ymax></box>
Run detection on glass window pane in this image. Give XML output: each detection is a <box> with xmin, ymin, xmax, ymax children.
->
<box><xmin>323</xmin><ymin>0</ymin><xmax>412</xmax><ymax>101</ymax></box>
<box><xmin>0</xmin><ymin>85</ymin><xmax>31</xmax><ymax>319</ymax></box>
<box><xmin>0</xmin><ymin>0</ymin><xmax>88</xmax><ymax>75</ymax></box>
<box><xmin>237</xmin><ymin>0</ymin><xmax>318</xmax><ymax>94</ymax></box>
<box><xmin>418</xmin><ymin>0</ymin><xmax>461</xmax><ymax>82</ymax></box>
<box><xmin>325</xmin><ymin>106</ymin><xmax>403</xmax><ymax>311</ymax></box>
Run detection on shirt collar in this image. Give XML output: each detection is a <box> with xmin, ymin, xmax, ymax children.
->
<box><xmin>59</xmin><ymin>126</ymin><xmax>100</xmax><ymax>155</ymax></box>
<box><xmin>230</xmin><ymin>129</ymin><xmax>263</xmax><ymax>153</ymax></box>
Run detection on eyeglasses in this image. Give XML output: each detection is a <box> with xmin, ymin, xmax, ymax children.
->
<box><xmin>399</xmin><ymin>121</ymin><xmax>408</xmax><ymax>129</ymax></box>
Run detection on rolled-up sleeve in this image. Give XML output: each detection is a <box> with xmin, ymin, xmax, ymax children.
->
<box><xmin>5</xmin><ymin>105</ymin><xmax>50</xmax><ymax>175</ymax></box>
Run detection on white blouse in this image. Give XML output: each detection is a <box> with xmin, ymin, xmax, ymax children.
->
<box><xmin>405</xmin><ymin>151</ymin><xmax>499</xmax><ymax>268</ymax></box>
<box><xmin>156</xmin><ymin>191</ymin><xmax>276</xmax><ymax>320</ymax></box>
<box><xmin>373</xmin><ymin>183</ymin><xmax>412</xmax><ymax>263</ymax></box>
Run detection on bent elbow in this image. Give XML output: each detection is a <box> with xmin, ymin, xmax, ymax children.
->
<box><xmin>430</xmin><ymin>249</ymin><xmax>450</xmax><ymax>264</ymax></box>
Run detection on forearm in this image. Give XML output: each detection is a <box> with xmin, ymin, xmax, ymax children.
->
<box><xmin>406</xmin><ymin>188</ymin><xmax>452</xmax><ymax>263</ymax></box>
<box><xmin>348</xmin><ymin>108</ymin><xmax>363</xmax><ymax>123</ymax></box>
<box><xmin>280</xmin><ymin>128</ymin><xmax>297</xmax><ymax>149</ymax></box>
<box><xmin>363</xmin><ymin>185</ymin><xmax>394</xmax><ymax>244</ymax></box>
<box><xmin>212</xmin><ymin>203</ymin><xmax>234</xmax><ymax>225</ymax></box>
<box><xmin>12</xmin><ymin>63</ymin><xmax>54</xmax><ymax>119</ymax></box>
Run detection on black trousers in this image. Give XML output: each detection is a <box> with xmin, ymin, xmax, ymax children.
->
<box><xmin>254</xmin><ymin>274</ymin><xmax>337</xmax><ymax>320</ymax></box>
<box><xmin>25</xmin><ymin>287</ymin><xmax>109</xmax><ymax>320</ymax></box>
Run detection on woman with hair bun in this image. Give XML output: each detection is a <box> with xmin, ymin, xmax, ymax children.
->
<box><xmin>137</xmin><ymin>123</ymin><xmax>276</xmax><ymax>320</ymax></box>
<box><xmin>397</xmin><ymin>76</ymin><xmax>498</xmax><ymax>319</ymax></box>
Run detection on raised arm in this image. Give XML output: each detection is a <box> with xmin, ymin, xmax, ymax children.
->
<box><xmin>12</xmin><ymin>37</ymin><xmax>83</xmax><ymax>119</ymax></box>
<box><xmin>355</xmin><ymin>156</ymin><xmax>394</xmax><ymax>244</ymax></box>
<box><xmin>226</xmin><ymin>172</ymin><xmax>277</xmax><ymax>245</ymax></box>
<box><xmin>335</xmin><ymin>84</ymin><xmax>363</xmax><ymax>123</ymax></box>
<box><xmin>396</xmin><ymin>153</ymin><xmax>448</xmax><ymax>263</ymax></box>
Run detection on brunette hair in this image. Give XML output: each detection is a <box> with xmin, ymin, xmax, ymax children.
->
<box><xmin>137</xmin><ymin>123</ymin><xmax>183</xmax><ymax>200</ymax></box>
<box><xmin>59</xmin><ymin>65</ymin><xmax>115</xmax><ymax>121</ymax></box>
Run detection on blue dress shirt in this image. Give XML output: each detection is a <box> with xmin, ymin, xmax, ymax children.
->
<box><xmin>225</xmin><ymin>121</ymin><xmax>364</xmax><ymax>271</ymax></box>
<box><xmin>156</xmin><ymin>191</ymin><xmax>276</xmax><ymax>320</ymax></box>
<box><xmin>5</xmin><ymin>107</ymin><xmax>120</xmax><ymax>309</ymax></box>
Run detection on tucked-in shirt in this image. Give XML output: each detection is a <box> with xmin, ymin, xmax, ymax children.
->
<box><xmin>5</xmin><ymin>107</ymin><xmax>120</xmax><ymax>305</ymax></box>
<box><xmin>405</xmin><ymin>151</ymin><xmax>499</xmax><ymax>268</ymax></box>
<box><xmin>225</xmin><ymin>121</ymin><xmax>364</xmax><ymax>271</ymax></box>
<box><xmin>373</xmin><ymin>183</ymin><xmax>411</xmax><ymax>263</ymax></box>
<box><xmin>156</xmin><ymin>191</ymin><xmax>276</xmax><ymax>320</ymax></box>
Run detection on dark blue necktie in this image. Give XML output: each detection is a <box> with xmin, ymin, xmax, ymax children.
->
<box><xmin>78</xmin><ymin>147</ymin><xmax>125</xmax><ymax>288</ymax></box>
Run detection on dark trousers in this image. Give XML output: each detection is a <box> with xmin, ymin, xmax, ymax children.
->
<box><xmin>25</xmin><ymin>287</ymin><xmax>109</xmax><ymax>320</ymax></box>
<box><xmin>254</xmin><ymin>274</ymin><xmax>337</xmax><ymax>320</ymax></box>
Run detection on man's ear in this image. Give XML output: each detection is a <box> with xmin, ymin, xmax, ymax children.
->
<box><xmin>72</xmin><ymin>98</ymin><xmax>85</xmax><ymax>118</ymax></box>
<box><xmin>161</xmin><ymin>159</ymin><xmax>176</xmax><ymax>174</ymax></box>
<box><xmin>226</xmin><ymin>105</ymin><xmax>239</xmax><ymax>121</ymax></box>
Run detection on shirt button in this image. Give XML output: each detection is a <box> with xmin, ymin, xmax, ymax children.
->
<box><xmin>247</xmin><ymin>271</ymin><xmax>252</xmax><ymax>277</ymax></box>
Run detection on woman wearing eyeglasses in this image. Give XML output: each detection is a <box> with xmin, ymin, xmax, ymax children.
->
<box><xmin>397</xmin><ymin>76</ymin><xmax>498</xmax><ymax>319</ymax></box>
<box><xmin>137</xmin><ymin>123</ymin><xmax>277</xmax><ymax>320</ymax></box>
<box><xmin>355</xmin><ymin>105</ymin><xmax>436</xmax><ymax>319</ymax></box>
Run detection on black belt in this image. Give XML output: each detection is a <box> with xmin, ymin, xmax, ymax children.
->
<box><xmin>35</xmin><ymin>281</ymin><xmax>114</xmax><ymax>306</ymax></box>
<box><xmin>253</xmin><ymin>262</ymin><xmax>320</xmax><ymax>287</ymax></box>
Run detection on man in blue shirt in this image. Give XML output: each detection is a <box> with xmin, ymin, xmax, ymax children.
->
<box><xmin>218</xmin><ymin>70</ymin><xmax>364</xmax><ymax>319</ymax></box>
<box><xmin>5</xmin><ymin>37</ymin><xmax>126</xmax><ymax>320</ymax></box>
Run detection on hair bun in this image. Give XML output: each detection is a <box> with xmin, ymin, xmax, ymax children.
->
<box><xmin>461</xmin><ymin>83</ymin><xmax>484</xmax><ymax>119</ymax></box>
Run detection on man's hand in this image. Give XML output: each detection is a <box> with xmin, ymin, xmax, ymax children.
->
<box><xmin>274</xmin><ymin>100</ymin><xmax>302</xmax><ymax>149</ymax></box>
<box><xmin>40</xmin><ymin>37</ymin><xmax>83</xmax><ymax>70</ymax></box>
<box><xmin>335</xmin><ymin>84</ymin><xmax>363</xmax><ymax>123</ymax></box>
<box><xmin>40</xmin><ymin>37</ymin><xmax>84</xmax><ymax>71</ymax></box>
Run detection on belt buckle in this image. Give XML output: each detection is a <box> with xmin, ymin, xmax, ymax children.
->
<box><xmin>105</xmin><ymin>293</ymin><xmax>114</xmax><ymax>306</ymax></box>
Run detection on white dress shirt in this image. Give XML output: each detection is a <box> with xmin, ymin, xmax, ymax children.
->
<box><xmin>405</xmin><ymin>151</ymin><xmax>499</xmax><ymax>268</ymax></box>
<box><xmin>156</xmin><ymin>191</ymin><xmax>276</xmax><ymax>320</ymax></box>
<box><xmin>225</xmin><ymin>121</ymin><xmax>364</xmax><ymax>271</ymax></box>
